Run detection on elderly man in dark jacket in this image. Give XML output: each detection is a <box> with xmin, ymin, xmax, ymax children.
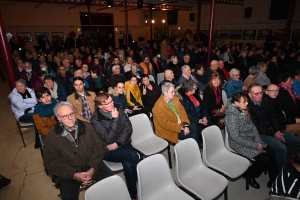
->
<box><xmin>90</xmin><ymin>92</ymin><xmax>139</xmax><ymax>200</ymax></box>
<box><xmin>247</xmin><ymin>83</ymin><xmax>300</xmax><ymax>170</ymax></box>
<box><xmin>43</xmin><ymin>101</ymin><xmax>113</xmax><ymax>200</ymax></box>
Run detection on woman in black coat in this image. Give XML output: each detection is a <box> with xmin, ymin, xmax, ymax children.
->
<box><xmin>140</xmin><ymin>74</ymin><xmax>161</xmax><ymax>112</ymax></box>
<box><xmin>203</xmin><ymin>71</ymin><xmax>225</xmax><ymax>128</ymax></box>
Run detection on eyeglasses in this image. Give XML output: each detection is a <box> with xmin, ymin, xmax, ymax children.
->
<box><xmin>102</xmin><ymin>100</ymin><xmax>114</xmax><ymax>106</ymax></box>
<box><xmin>251</xmin><ymin>92</ymin><xmax>263</xmax><ymax>96</ymax></box>
<box><xmin>267</xmin><ymin>90</ymin><xmax>279</xmax><ymax>93</ymax></box>
<box><xmin>233</xmin><ymin>74</ymin><xmax>240</xmax><ymax>77</ymax></box>
<box><xmin>59</xmin><ymin>112</ymin><xmax>75</xmax><ymax>120</ymax></box>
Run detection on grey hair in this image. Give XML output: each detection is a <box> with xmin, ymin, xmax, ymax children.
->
<box><xmin>24</xmin><ymin>62</ymin><xmax>32</xmax><ymax>67</ymax></box>
<box><xmin>15</xmin><ymin>79</ymin><xmax>27</xmax><ymax>87</ymax></box>
<box><xmin>249</xmin><ymin>66</ymin><xmax>259</xmax><ymax>76</ymax></box>
<box><xmin>39</xmin><ymin>61</ymin><xmax>47</xmax><ymax>67</ymax></box>
<box><xmin>170</xmin><ymin>56</ymin><xmax>178</xmax><ymax>62</ymax></box>
<box><xmin>183</xmin><ymin>54</ymin><xmax>190</xmax><ymax>59</ymax></box>
<box><xmin>229</xmin><ymin>68</ymin><xmax>240</xmax><ymax>77</ymax></box>
<box><xmin>53</xmin><ymin>101</ymin><xmax>75</xmax><ymax>119</ymax></box>
<box><xmin>257</xmin><ymin>62</ymin><xmax>265</xmax><ymax>69</ymax></box>
<box><xmin>161</xmin><ymin>82</ymin><xmax>175</xmax><ymax>94</ymax></box>
<box><xmin>181</xmin><ymin>65</ymin><xmax>190</xmax><ymax>72</ymax></box>
<box><xmin>112</xmin><ymin>64</ymin><xmax>120</xmax><ymax>71</ymax></box>
<box><xmin>131</xmin><ymin>63</ymin><xmax>139</xmax><ymax>69</ymax></box>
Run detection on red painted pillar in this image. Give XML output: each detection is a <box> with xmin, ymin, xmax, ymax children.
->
<box><xmin>282</xmin><ymin>0</ymin><xmax>296</xmax><ymax>51</ymax></box>
<box><xmin>196</xmin><ymin>0</ymin><xmax>202</xmax><ymax>43</ymax></box>
<box><xmin>0</xmin><ymin>9</ymin><xmax>15</xmax><ymax>90</ymax></box>
<box><xmin>206</xmin><ymin>0</ymin><xmax>216</xmax><ymax>67</ymax></box>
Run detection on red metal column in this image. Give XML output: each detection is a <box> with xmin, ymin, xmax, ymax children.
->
<box><xmin>196</xmin><ymin>0</ymin><xmax>202</xmax><ymax>43</ymax></box>
<box><xmin>125</xmin><ymin>0</ymin><xmax>129</xmax><ymax>47</ymax></box>
<box><xmin>149</xmin><ymin>4</ymin><xmax>153</xmax><ymax>41</ymax></box>
<box><xmin>282</xmin><ymin>0</ymin><xmax>296</xmax><ymax>51</ymax></box>
<box><xmin>206</xmin><ymin>0</ymin><xmax>216</xmax><ymax>67</ymax></box>
<box><xmin>0</xmin><ymin>9</ymin><xmax>15</xmax><ymax>90</ymax></box>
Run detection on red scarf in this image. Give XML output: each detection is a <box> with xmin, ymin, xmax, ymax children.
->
<box><xmin>213</xmin><ymin>87</ymin><xmax>221</xmax><ymax>104</ymax></box>
<box><xmin>185</xmin><ymin>92</ymin><xmax>200</xmax><ymax>107</ymax></box>
<box><xmin>279</xmin><ymin>83</ymin><xmax>300</xmax><ymax>107</ymax></box>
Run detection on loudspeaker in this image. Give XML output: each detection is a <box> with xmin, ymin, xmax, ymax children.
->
<box><xmin>244</xmin><ymin>7</ymin><xmax>252</xmax><ymax>18</ymax></box>
<box><xmin>167</xmin><ymin>10</ymin><xmax>178</xmax><ymax>25</ymax></box>
<box><xmin>189</xmin><ymin>13</ymin><xmax>195</xmax><ymax>22</ymax></box>
<box><xmin>137</xmin><ymin>0</ymin><xmax>143</xmax><ymax>8</ymax></box>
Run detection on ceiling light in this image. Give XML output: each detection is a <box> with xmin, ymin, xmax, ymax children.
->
<box><xmin>152</xmin><ymin>20</ymin><xmax>155</xmax><ymax>23</ymax></box>
<box><xmin>162</xmin><ymin>19</ymin><xmax>165</xmax><ymax>23</ymax></box>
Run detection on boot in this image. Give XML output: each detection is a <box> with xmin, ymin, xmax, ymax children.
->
<box><xmin>34</xmin><ymin>131</ymin><xmax>41</xmax><ymax>149</ymax></box>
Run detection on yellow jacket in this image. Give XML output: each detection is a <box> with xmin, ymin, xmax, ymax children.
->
<box><xmin>125</xmin><ymin>81</ymin><xmax>143</xmax><ymax>107</ymax></box>
<box><xmin>152</xmin><ymin>95</ymin><xmax>190</xmax><ymax>143</ymax></box>
<box><xmin>139</xmin><ymin>62</ymin><xmax>153</xmax><ymax>75</ymax></box>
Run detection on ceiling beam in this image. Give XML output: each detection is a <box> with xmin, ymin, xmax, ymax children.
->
<box><xmin>68</xmin><ymin>3</ymin><xmax>83</xmax><ymax>9</ymax></box>
<box><xmin>120</xmin><ymin>7</ymin><xmax>140</xmax><ymax>12</ymax></box>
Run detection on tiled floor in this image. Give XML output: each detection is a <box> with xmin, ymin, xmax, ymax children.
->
<box><xmin>0</xmin><ymin>62</ymin><xmax>271</xmax><ymax>200</ymax></box>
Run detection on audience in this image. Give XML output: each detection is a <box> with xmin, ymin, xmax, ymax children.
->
<box><xmin>153</xmin><ymin>82</ymin><xmax>198</xmax><ymax>143</ymax></box>
<box><xmin>255</xmin><ymin>62</ymin><xmax>271</xmax><ymax>89</ymax></box>
<box><xmin>89</xmin><ymin>67</ymin><xmax>107</xmax><ymax>94</ymax></box>
<box><xmin>44</xmin><ymin>75</ymin><xmax>67</xmax><ymax>102</ymax></box>
<box><xmin>159</xmin><ymin>69</ymin><xmax>179</xmax><ymax>88</ymax></box>
<box><xmin>167</xmin><ymin>56</ymin><xmax>181</xmax><ymax>81</ymax></box>
<box><xmin>140</xmin><ymin>74</ymin><xmax>161</xmax><ymax>112</ymax></box>
<box><xmin>247</xmin><ymin>83</ymin><xmax>300</xmax><ymax>170</ymax></box>
<box><xmin>244</xmin><ymin>66</ymin><xmax>259</xmax><ymax>88</ymax></box>
<box><xmin>224</xmin><ymin>68</ymin><xmax>247</xmax><ymax>99</ymax></box>
<box><xmin>109</xmin><ymin>64</ymin><xmax>126</xmax><ymax>88</ymax></box>
<box><xmin>225</xmin><ymin>92</ymin><xmax>279</xmax><ymax>189</ymax></box>
<box><xmin>67</xmin><ymin>77</ymin><xmax>96</xmax><ymax>122</ymax></box>
<box><xmin>43</xmin><ymin>101</ymin><xmax>113</xmax><ymax>200</ymax></box>
<box><xmin>293</xmin><ymin>69</ymin><xmax>300</xmax><ymax>95</ymax></box>
<box><xmin>125</xmin><ymin>63</ymin><xmax>142</xmax><ymax>82</ymax></box>
<box><xmin>203</xmin><ymin>72</ymin><xmax>225</xmax><ymax>128</ymax></box>
<box><xmin>178</xmin><ymin>65</ymin><xmax>205</xmax><ymax>93</ymax></box>
<box><xmin>90</xmin><ymin>92</ymin><xmax>139</xmax><ymax>200</ymax></box>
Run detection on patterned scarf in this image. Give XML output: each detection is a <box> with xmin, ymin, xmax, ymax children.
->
<box><xmin>79</xmin><ymin>93</ymin><xmax>92</xmax><ymax>121</ymax></box>
<box><xmin>279</xmin><ymin>83</ymin><xmax>300</xmax><ymax>107</ymax></box>
<box><xmin>60</xmin><ymin>120</ymin><xmax>79</xmax><ymax>147</ymax></box>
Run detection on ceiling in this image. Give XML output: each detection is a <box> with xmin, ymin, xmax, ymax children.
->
<box><xmin>0</xmin><ymin>0</ymin><xmax>244</xmax><ymax>11</ymax></box>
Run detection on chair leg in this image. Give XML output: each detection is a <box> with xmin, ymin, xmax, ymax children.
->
<box><xmin>39</xmin><ymin>146</ymin><xmax>48</xmax><ymax>175</ymax></box>
<box><xmin>167</xmin><ymin>143</ymin><xmax>172</xmax><ymax>169</ymax></box>
<box><xmin>245</xmin><ymin>170</ymin><xmax>249</xmax><ymax>190</ymax></box>
<box><xmin>17</xmin><ymin>122</ymin><xmax>26</xmax><ymax>148</ymax></box>
<box><xmin>224</xmin><ymin>186</ymin><xmax>228</xmax><ymax>200</ymax></box>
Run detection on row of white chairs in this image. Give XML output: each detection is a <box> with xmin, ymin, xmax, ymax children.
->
<box><xmin>86</xmin><ymin>125</ymin><xmax>251</xmax><ymax>200</ymax></box>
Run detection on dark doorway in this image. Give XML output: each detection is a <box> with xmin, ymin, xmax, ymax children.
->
<box><xmin>81</xmin><ymin>26</ymin><xmax>115</xmax><ymax>50</ymax></box>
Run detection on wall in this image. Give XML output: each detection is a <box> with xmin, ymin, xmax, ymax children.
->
<box><xmin>1</xmin><ymin>0</ymin><xmax>299</xmax><ymax>51</ymax></box>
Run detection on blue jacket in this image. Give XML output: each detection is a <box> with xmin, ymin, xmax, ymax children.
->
<box><xmin>109</xmin><ymin>88</ymin><xmax>128</xmax><ymax>109</ymax></box>
<box><xmin>224</xmin><ymin>78</ymin><xmax>244</xmax><ymax>99</ymax></box>
<box><xmin>293</xmin><ymin>78</ymin><xmax>300</xmax><ymax>96</ymax></box>
<box><xmin>177</xmin><ymin>87</ymin><xmax>209</xmax><ymax>124</ymax></box>
<box><xmin>178</xmin><ymin>75</ymin><xmax>206</xmax><ymax>92</ymax></box>
<box><xmin>57</xmin><ymin>83</ymin><xmax>68</xmax><ymax>102</ymax></box>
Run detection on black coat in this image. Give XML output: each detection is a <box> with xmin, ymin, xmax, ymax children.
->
<box><xmin>266</xmin><ymin>62</ymin><xmax>281</xmax><ymax>84</ymax></box>
<box><xmin>278</xmin><ymin>89</ymin><xmax>300</xmax><ymax>118</ymax></box>
<box><xmin>203</xmin><ymin>86</ymin><xmax>223</xmax><ymax>122</ymax></box>
<box><xmin>167</xmin><ymin>62</ymin><xmax>181</xmax><ymax>81</ymax></box>
<box><xmin>140</xmin><ymin>81</ymin><xmax>161</xmax><ymax>110</ymax></box>
<box><xmin>262</xmin><ymin>93</ymin><xmax>296</xmax><ymax>131</ymax></box>
<box><xmin>247</xmin><ymin>99</ymin><xmax>282</xmax><ymax>137</ymax></box>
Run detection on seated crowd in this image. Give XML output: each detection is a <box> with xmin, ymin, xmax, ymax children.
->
<box><xmin>7</xmin><ymin>37</ymin><xmax>300</xmax><ymax>200</ymax></box>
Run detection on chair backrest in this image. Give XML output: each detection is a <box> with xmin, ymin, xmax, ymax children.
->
<box><xmin>137</xmin><ymin>154</ymin><xmax>176</xmax><ymax>200</ymax></box>
<box><xmin>222</xmin><ymin>90</ymin><xmax>227</xmax><ymax>105</ymax></box>
<box><xmin>129</xmin><ymin>114</ymin><xmax>153</xmax><ymax>143</ymax></box>
<box><xmin>224</xmin><ymin>127</ymin><xmax>235</xmax><ymax>152</ymax></box>
<box><xmin>174</xmin><ymin>139</ymin><xmax>204</xmax><ymax>184</ymax></box>
<box><xmin>85</xmin><ymin>175</ymin><xmax>131</xmax><ymax>200</ymax></box>
<box><xmin>148</xmin><ymin>75</ymin><xmax>155</xmax><ymax>83</ymax></box>
<box><xmin>157</xmin><ymin>72</ymin><xmax>165</xmax><ymax>85</ymax></box>
<box><xmin>202</xmin><ymin>125</ymin><xmax>227</xmax><ymax>164</ymax></box>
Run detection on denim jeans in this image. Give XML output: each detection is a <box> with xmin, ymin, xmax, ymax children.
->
<box><xmin>104</xmin><ymin>143</ymin><xmax>139</xmax><ymax>199</ymax></box>
<box><xmin>19</xmin><ymin>113</ymin><xmax>34</xmax><ymax>123</ymax></box>
<box><xmin>178</xmin><ymin>123</ymin><xmax>199</xmax><ymax>143</ymax></box>
<box><xmin>260</xmin><ymin>131</ymin><xmax>300</xmax><ymax>170</ymax></box>
<box><xmin>59</xmin><ymin>164</ymin><xmax>113</xmax><ymax>200</ymax></box>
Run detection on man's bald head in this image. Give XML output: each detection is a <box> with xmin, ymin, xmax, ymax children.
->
<box><xmin>265</xmin><ymin>84</ymin><xmax>279</xmax><ymax>99</ymax></box>
<box><xmin>210</xmin><ymin>60</ymin><xmax>219</xmax><ymax>70</ymax></box>
<box><xmin>164</xmin><ymin>69</ymin><xmax>174</xmax><ymax>81</ymax></box>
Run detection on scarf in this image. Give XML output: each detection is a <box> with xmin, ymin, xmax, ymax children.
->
<box><xmin>34</xmin><ymin>98</ymin><xmax>57</xmax><ymax>117</ymax></box>
<box><xmin>18</xmin><ymin>89</ymin><xmax>32</xmax><ymax>99</ymax></box>
<box><xmin>279</xmin><ymin>83</ymin><xmax>300</xmax><ymax>107</ymax></box>
<box><xmin>25</xmin><ymin>72</ymin><xmax>33</xmax><ymax>81</ymax></box>
<box><xmin>185</xmin><ymin>92</ymin><xmax>200</xmax><ymax>107</ymax></box>
<box><xmin>60</xmin><ymin>120</ymin><xmax>79</xmax><ymax>147</ymax></box>
<box><xmin>213</xmin><ymin>87</ymin><xmax>221</xmax><ymax>104</ymax></box>
<box><xmin>164</xmin><ymin>95</ymin><xmax>181</xmax><ymax>124</ymax></box>
<box><xmin>46</xmin><ymin>82</ymin><xmax>58</xmax><ymax>99</ymax></box>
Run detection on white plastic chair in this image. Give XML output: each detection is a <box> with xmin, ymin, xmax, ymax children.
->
<box><xmin>148</xmin><ymin>75</ymin><xmax>155</xmax><ymax>83</ymax></box>
<box><xmin>16</xmin><ymin>120</ymin><xmax>34</xmax><ymax>148</ymax></box>
<box><xmin>202</xmin><ymin>125</ymin><xmax>250</xmax><ymax>199</ymax></box>
<box><xmin>224</xmin><ymin>127</ymin><xmax>235</xmax><ymax>153</ymax></box>
<box><xmin>129</xmin><ymin>114</ymin><xmax>168</xmax><ymax>158</ymax></box>
<box><xmin>157</xmin><ymin>72</ymin><xmax>165</xmax><ymax>85</ymax></box>
<box><xmin>174</xmin><ymin>139</ymin><xmax>228</xmax><ymax>200</ymax></box>
<box><xmin>103</xmin><ymin>153</ymin><xmax>140</xmax><ymax>172</ymax></box>
<box><xmin>85</xmin><ymin>175</ymin><xmax>131</xmax><ymax>200</ymax></box>
<box><xmin>222</xmin><ymin>90</ymin><xmax>228</xmax><ymax>105</ymax></box>
<box><xmin>137</xmin><ymin>154</ymin><xmax>194</xmax><ymax>200</ymax></box>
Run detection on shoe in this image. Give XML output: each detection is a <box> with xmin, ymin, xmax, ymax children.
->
<box><xmin>248</xmin><ymin>177</ymin><xmax>260</xmax><ymax>189</ymax></box>
<box><xmin>34</xmin><ymin>140</ymin><xmax>41</xmax><ymax>149</ymax></box>
<box><xmin>0</xmin><ymin>175</ymin><xmax>11</xmax><ymax>189</ymax></box>
<box><xmin>267</xmin><ymin>180</ymin><xmax>273</xmax><ymax>188</ymax></box>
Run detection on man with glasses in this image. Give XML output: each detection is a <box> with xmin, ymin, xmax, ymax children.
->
<box><xmin>247</xmin><ymin>83</ymin><xmax>300</xmax><ymax>175</ymax></box>
<box><xmin>55</xmin><ymin>65</ymin><xmax>72</xmax><ymax>90</ymax></box>
<box><xmin>43</xmin><ymin>101</ymin><xmax>113</xmax><ymax>200</ymax></box>
<box><xmin>67</xmin><ymin>77</ymin><xmax>96</xmax><ymax>122</ymax></box>
<box><xmin>263</xmin><ymin>84</ymin><xmax>300</xmax><ymax>136</ymax></box>
<box><xmin>90</xmin><ymin>92</ymin><xmax>139</xmax><ymax>200</ymax></box>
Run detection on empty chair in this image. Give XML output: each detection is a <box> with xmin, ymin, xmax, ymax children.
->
<box><xmin>202</xmin><ymin>125</ymin><xmax>250</xmax><ymax>199</ymax></box>
<box><xmin>222</xmin><ymin>90</ymin><xmax>228</xmax><ymax>105</ymax></box>
<box><xmin>137</xmin><ymin>154</ymin><xmax>194</xmax><ymax>200</ymax></box>
<box><xmin>174</xmin><ymin>139</ymin><xmax>228</xmax><ymax>200</ymax></box>
<box><xmin>85</xmin><ymin>175</ymin><xmax>131</xmax><ymax>200</ymax></box>
<box><xmin>129</xmin><ymin>114</ymin><xmax>168</xmax><ymax>159</ymax></box>
<box><xmin>148</xmin><ymin>75</ymin><xmax>155</xmax><ymax>83</ymax></box>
